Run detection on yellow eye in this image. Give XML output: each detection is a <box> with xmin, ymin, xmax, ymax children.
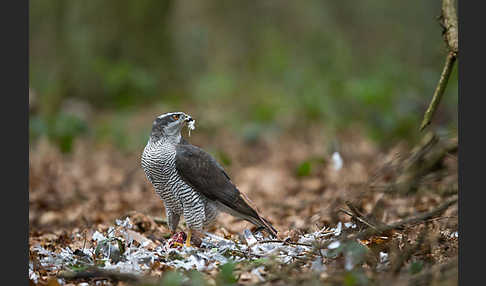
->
<box><xmin>172</xmin><ymin>114</ymin><xmax>180</xmax><ymax>120</ymax></box>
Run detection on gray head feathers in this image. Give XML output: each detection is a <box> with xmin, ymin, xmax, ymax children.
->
<box><xmin>150</xmin><ymin>112</ymin><xmax>194</xmax><ymax>142</ymax></box>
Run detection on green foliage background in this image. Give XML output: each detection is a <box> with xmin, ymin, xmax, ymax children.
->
<box><xmin>29</xmin><ymin>0</ymin><xmax>458</xmax><ymax>152</ymax></box>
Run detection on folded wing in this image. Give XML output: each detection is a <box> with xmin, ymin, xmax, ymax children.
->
<box><xmin>175</xmin><ymin>143</ymin><xmax>277</xmax><ymax>237</ymax></box>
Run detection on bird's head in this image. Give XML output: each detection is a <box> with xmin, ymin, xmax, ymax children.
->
<box><xmin>150</xmin><ymin>112</ymin><xmax>194</xmax><ymax>143</ymax></box>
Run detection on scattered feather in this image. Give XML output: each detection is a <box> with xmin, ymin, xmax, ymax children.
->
<box><xmin>331</xmin><ymin>152</ymin><xmax>343</xmax><ymax>171</ymax></box>
<box><xmin>328</xmin><ymin>241</ymin><xmax>341</xmax><ymax>249</ymax></box>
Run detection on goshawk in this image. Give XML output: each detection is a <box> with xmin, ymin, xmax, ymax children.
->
<box><xmin>141</xmin><ymin>112</ymin><xmax>277</xmax><ymax>246</ymax></box>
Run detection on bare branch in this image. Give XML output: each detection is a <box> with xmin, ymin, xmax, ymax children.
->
<box><xmin>420</xmin><ymin>52</ymin><xmax>457</xmax><ymax>131</ymax></box>
<box><xmin>420</xmin><ymin>0</ymin><xmax>458</xmax><ymax>131</ymax></box>
<box><xmin>391</xmin><ymin>229</ymin><xmax>427</xmax><ymax>275</ymax></box>
<box><xmin>58</xmin><ymin>267</ymin><xmax>141</xmax><ymax>282</ymax></box>
<box><xmin>353</xmin><ymin>196</ymin><xmax>457</xmax><ymax>241</ymax></box>
<box><xmin>441</xmin><ymin>0</ymin><xmax>458</xmax><ymax>54</ymax></box>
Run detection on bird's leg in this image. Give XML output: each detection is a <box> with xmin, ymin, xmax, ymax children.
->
<box><xmin>185</xmin><ymin>229</ymin><xmax>192</xmax><ymax>247</ymax></box>
<box><xmin>182</xmin><ymin>200</ymin><xmax>205</xmax><ymax>247</ymax></box>
<box><xmin>165</xmin><ymin>210</ymin><xmax>185</xmax><ymax>247</ymax></box>
<box><xmin>166</xmin><ymin>209</ymin><xmax>181</xmax><ymax>234</ymax></box>
<box><xmin>186</xmin><ymin>229</ymin><xmax>204</xmax><ymax>247</ymax></box>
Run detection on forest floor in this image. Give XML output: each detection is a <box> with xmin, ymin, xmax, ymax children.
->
<box><xmin>29</xmin><ymin>126</ymin><xmax>458</xmax><ymax>286</ymax></box>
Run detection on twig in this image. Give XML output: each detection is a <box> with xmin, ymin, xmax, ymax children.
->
<box><xmin>420</xmin><ymin>0</ymin><xmax>458</xmax><ymax>131</ymax></box>
<box><xmin>345</xmin><ymin>200</ymin><xmax>388</xmax><ymax>230</ymax></box>
<box><xmin>420</xmin><ymin>52</ymin><xmax>457</xmax><ymax>131</ymax></box>
<box><xmin>309</xmin><ymin>198</ymin><xmax>456</xmax><ymax>256</ymax></box>
<box><xmin>339</xmin><ymin>208</ymin><xmax>380</xmax><ymax>232</ymax></box>
<box><xmin>58</xmin><ymin>267</ymin><xmax>140</xmax><ymax>282</ymax></box>
<box><xmin>408</xmin><ymin>216</ymin><xmax>457</xmax><ymax>227</ymax></box>
<box><xmin>230</xmin><ymin>248</ymin><xmax>264</xmax><ymax>259</ymax></box>
<box><xmin>383</xmin><ymin>134</ymin><xmax>457</xmax><ymax>195</ymax></box>
<box><xmin>391</xmin><ymin>229</ymin><xmax>427</xmax><ymax>275</ymax></box>
<box><xmin>152</xmin><ymin>216</ymin><xmax>168</xmax><ymax>226</ymax></box>
<box><xmin>352</xmin><ymin>196</ymin><xmax>457</xmax><ymax>241</ymax></box>
<box><xmin>249</xmin><ymin>239</ymin><xmax>313</xmax><ymax>248</ymax></box>
<box><xmin>408</xmin><ymin>258</ymin><xmax>458</xmax><ymax>286</ymax></box>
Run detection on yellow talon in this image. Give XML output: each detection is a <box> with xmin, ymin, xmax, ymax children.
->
<box><xmin>172</xmin><ymin>241</ymin><xmax>184</xmax><ymax>248</ymax></box>
<box><xmin>185</xmin><ymin>230</ymin><xmax>192</xmax><ymax>247</ymax></box>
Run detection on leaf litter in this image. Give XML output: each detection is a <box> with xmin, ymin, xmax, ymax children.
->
<box><xmin>31</xmin><ymin>216</ymin><xmax>359</xmax><ymax>279</ymax></box>
<box><xmin>29</xmin><ymin>128</ymin><xmax>458</xmax><ymax>285</ymax></box>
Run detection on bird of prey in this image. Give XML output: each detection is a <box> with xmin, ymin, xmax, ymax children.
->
<box><xmin>141</xmin><ymin>112</ymin><xmax>277</xmax><ymax>246</ymax></box>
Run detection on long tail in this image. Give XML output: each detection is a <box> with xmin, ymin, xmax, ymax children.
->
<box><xmin>233</xmin><ymin>192</ymin><xmax>278</xmax><ymax>237</ymax></box>
<box><xmin>247</xmin><ymin>214</ymin><xmax>278</xmax><ymax>237</ymax></box>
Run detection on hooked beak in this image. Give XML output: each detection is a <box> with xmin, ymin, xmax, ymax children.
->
<box><xmin>182</xmin><ymin>113</ymin><xmax>195</xmax><ymax>135</ymax></box>
<box><xmin>183</xmin><ymin>114</ymin><xmax>194</xmax><ymax>123</ymax></box>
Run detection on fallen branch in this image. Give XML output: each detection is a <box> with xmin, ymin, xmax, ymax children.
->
<box><xmin>352</xmin><ymin>196</ymin><xmax>457</xmax><ymax>241</ymax></box>
<box><xmin>249</xmin><ymin>239</ymin><xmax>313</xmax><ymax>248</ymax></box>
<box><xmin>408</xmin><ymin>258</ymin><xmax>458</xmax><ymax>286</ymax></box>
<box><xmin>58</xmin><ymin>267</ymin><xmax>141</xmax><ymax>282</ymax></box>
<box><xmin>408</xmin><ymin>216</ymin><xmax>457</xmax><ymax>227</ymax></box>
<box><xmin>315</xmin><ymin>198</ymin><xmax>456</xmax><ymax>258</ymax></box>
<box><xmin>339</xmin><ymin>208</ymin><xmax>380</xmax><ymax>232</ymax></box>
<box><xmin>152</xmin><ymin>216</ymin><xmax>168</xmax><ymax>226</ymax></box>
<box><xmin>380</xmin><ymin>133</ymin><xmax>457</xmax><ymax>195</ymax></box>
<box><xmin>391</xmin><ymin>229</ymin><xmax>427</xmax><ymax>276</ymax></box>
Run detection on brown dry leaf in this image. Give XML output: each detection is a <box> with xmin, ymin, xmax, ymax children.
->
<box><xmin>360</xmin><ymin>236</ymin><xmax>390</xmax><ymax>247</ymax></box>
<box><xmin>46</xmin><ymin>277</ymin><xmax>61</xmax><ymax>286</ymax></box>
<box><xmin>126</xmin><ymin>229</ymin><xmax>158</xmax><ymax>249</ymax></box>
<box><xmin>29</xmin><ymin>126</ymin><xmax>458</xmax><ymax>285</ymax></box>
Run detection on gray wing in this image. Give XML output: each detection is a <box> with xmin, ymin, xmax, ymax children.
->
<box><xmin>175</xmin><ymin>143</ymin><xmax>277</xmax><ymax>236</ymax></box>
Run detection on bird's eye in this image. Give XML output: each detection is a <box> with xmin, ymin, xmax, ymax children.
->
<box><xmin>172</xmin><ymin>114</ymin><xmax>180</xmax><ymax>120</ymax></box>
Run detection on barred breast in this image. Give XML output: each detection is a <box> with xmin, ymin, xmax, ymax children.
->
<box><xmin>141</xmin><ymin>139</ymin><xmax>219</xmax><ymax>230</ymax></box>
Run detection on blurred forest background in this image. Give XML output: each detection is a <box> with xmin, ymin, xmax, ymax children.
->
<box><xmin>29</xmin><ymin>0</ymin><xmax>457</xmax><ymax>153</ymax></box>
